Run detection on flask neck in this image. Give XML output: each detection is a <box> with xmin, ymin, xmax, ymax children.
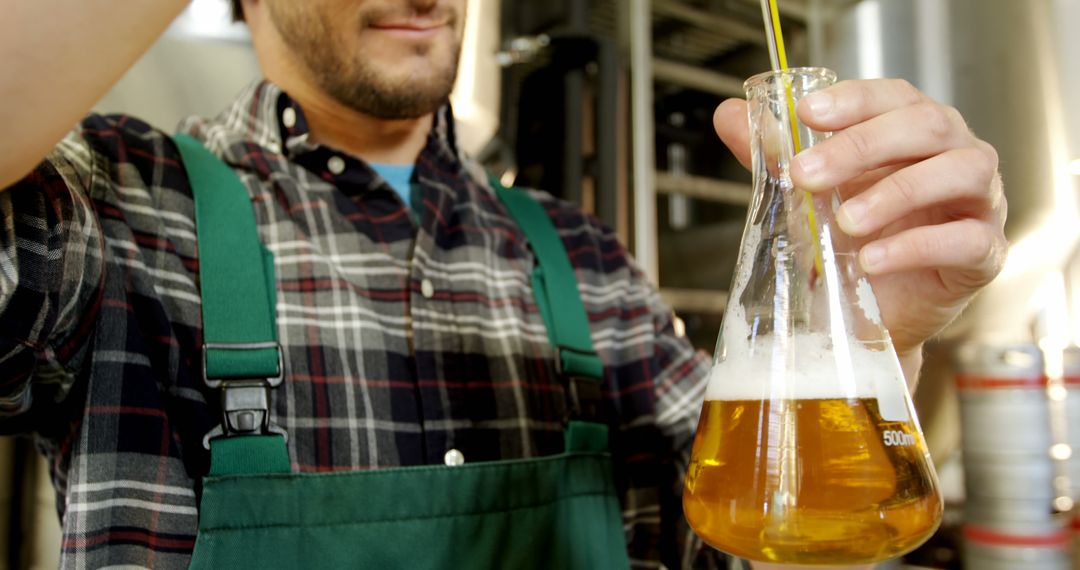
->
<box><xmin>732</xmin><ymin>68</ymin><xmax>892</xmax><ymax>347</ymax></box>
<box><xmin>745</xmin><ymin>68</ymin><xmax>836</xmax><ymax>183</ymax></box>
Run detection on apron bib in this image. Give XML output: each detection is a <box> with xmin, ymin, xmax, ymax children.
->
<box><xmin>173</xmin><ymin>135</ymin><xmax>630</xmax><ymax>569</ymax></box>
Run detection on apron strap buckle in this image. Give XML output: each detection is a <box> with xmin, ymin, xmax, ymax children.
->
<box><xmin>555</xmin><ymin>346</ymin><xmax>603</xmax><ymax>422</ymax></box>
<box><xmin>202</xmin><ymin>343</ymin><xmax>288</xmax><ymax>449</ymax></box>
<box><xmin>566</xmin><ymin>374</ymin><xmax>602</xmax><ymax>421</ymax></box>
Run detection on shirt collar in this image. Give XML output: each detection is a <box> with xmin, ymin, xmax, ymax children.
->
<box><xmin>179</xmin><ymin>80</ymin><xmax>468</xmax><ymax>176</ymax></box>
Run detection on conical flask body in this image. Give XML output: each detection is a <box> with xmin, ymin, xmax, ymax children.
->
<box><xmin>683</xmin><ymin>68</ymin><xmax>942</xmax><ymax>565</ymax></box>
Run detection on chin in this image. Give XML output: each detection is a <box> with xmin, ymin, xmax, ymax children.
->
<box><xmin>371</xmin><ymin>49</ymin><xmax>457</xmax><ymax>83</ymax></box>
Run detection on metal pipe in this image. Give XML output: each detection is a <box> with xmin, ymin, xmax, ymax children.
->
<box><xmin>567</xmin><ymin>0</ymin><xmax>588</xmax><ymax>29</ymax></box>
<box><xmin>595</xmin><ymin>38</ymin><xmax>619</xmax><ymax>230</ymax></box>
<box><xmin>655</xmin><ymin>172</ymin><xmax>753</xmax><ymax>205</ymax></box>
<box><xmin>652</xmin><ymin>58</ymin><xmax>745</xmax><ymax>98</ymax></box>
<box><xmin>630</xmin><ymin>0</ymin><xmax>658</xmax><ymax>283</ymax></box>
<box><xmin>561</xmin><ymin>0</ymin><xmax>587</xmax><ymax>206</ymax></box>
<box><xmin>652</xmin><ymin>0</ymin><xmax>766</xmax><ymax>46</ymax></box>
<box><xmin>563</xmin><ymin>70</ymin><xmax>584</xmax><ymax>206</ymax></box>
<box><xmin>806</xmin><ymin>0</ymin><xmax>826</xmax><ymax>65</ymax></box>
<box><xmin>659</xmin><ymin>287</ymin><xmax>730</xmax><ymax>314</ymax></box>
<box><xmin>734</xmin><ymin>0</ymin><xmax>810</xmax><ymax>21</ymax></box>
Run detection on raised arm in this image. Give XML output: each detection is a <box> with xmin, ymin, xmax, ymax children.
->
<box><xmin>0</xmin><ymin>0</ymin><xmax>190</xmax><ymax>189</ymax></box>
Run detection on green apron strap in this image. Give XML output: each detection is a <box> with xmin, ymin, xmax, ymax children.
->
<box><xmin>173</xmin><ymin>134</ymin><xmax>282</xmax><ymax>380</ymax></box>
<box><xmin>173</xmin><ymin>134</ymin><xmax>288</xmax><ymax>466</ymax></box>
<box><xmin>209</xmin><ymin>435</ymin><xmax>291</xmax><ymax>476</ymax></box>
<box><xmin>188</xmin><ymin>165</ymin><xmax>629</xmax><ymax>570</ymax></box>
<box><xmin>490</xmin><ymin>179</ymin><xmax>602</xmax><ymax>379</ymax></box>
<box><xmin>490</xmin><ymin>177</ymin><xmax>605</xmax><ymax>422</ymax></box>
<box><xmin>563</xmin><ymin>421</ymin><xmax>608</xmax><ymax>453</ymax></box>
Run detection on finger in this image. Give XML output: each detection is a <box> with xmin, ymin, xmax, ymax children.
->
<box><xmin>713</xmin><ymin>98</ymin><xmax>751</xmax><ymax>170</ymax></box>
<box><xmin>797</xmin><ymin>78</ymin><xmax>926</xmax><ymax>131</ymax></box>
<box><xmin>791</xmin><ymin>101</ymin><xmax>973</xmax><ymax>191</ymax></box>
<box><xmin>979</xmin><ymin>139</ymin><xmax>1008</xmax><ymax>230</ymax></box>
<box><xmin>834</xmin><ymin>162</ymin><xmax>909</xmax><ymax>202</ymax></box>
<box><xmin>836</xmin><ymin>147</ymin><xmax>999</xmax><ymax>237</ymax></box>
<box><xmin>859</xmin><ymin>218</ymin><xmax>1007</xmax><ymax>285</ymax></box>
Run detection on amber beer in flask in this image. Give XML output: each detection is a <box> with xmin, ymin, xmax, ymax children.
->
<box><xmin>682</xmin><ymin>68</ymin><xmax>942</xmax><ymax>565</ymax></box>
<box><xmin>685</xmin><ymin>395</ymin><xmax>941</xmax><ymax>564</ymax></box>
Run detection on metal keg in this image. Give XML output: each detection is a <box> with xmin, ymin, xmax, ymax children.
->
<box><xmin>955</xmin><ymin>343</ymin><xmax>1066</xmax><ymax>568</ymax></box>
<box><xmin>955</xmin><ymin>344</ymin><xmax>1050</xmax><ymax>456</ymax></box>
<box><xmin>1072</xmin><ymin>515</ymin><xmax>1080</xmax><ymax>570</ymax></box>
<box><xmin>955</xmin><ymin>345</ymin><xmax>1054</xmax><ymax>514</ymax></box>
<box><xmin>1064</xmin><ymin>347</ymin><xmax>1080</xmax><ymax>569</ymax></box>
<box><xmin>964</xmin><ymin>453</ymin><xmax>1056</xmax><ymax>501</ymax></box>
<box><xmin>1062</xmin><ymin>346</ymin><xmax>1080</xmax><ymax>499</ymax></box>
<box><xmin>963</xmin><ymin>523</ymin><xmax>1070</xmax><ymax>570</ymax></box>
<box><xmin>964</xmin><ymin>499</ymin><xmax>1061</xmax><ymax>535</ymax></box>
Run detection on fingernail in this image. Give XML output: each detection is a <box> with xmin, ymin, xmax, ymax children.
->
<box><xmin>862</xmin><ymin>244</ymin><xmax>886</xmax><ymax>272</ymax></box>
<box><xmin>795</xmin><ymin>151</ymin><xmax>824</xmax><ymax>181</ymax></box>
<box><xmin>804</xmin><ymin>92</ymin><xmax>834</xmax><ymax>118</ymax></box>
<box><xmin>838</xmin><ymin>200</ymin><xmax>867</xmax><ymax>234</ymax></box>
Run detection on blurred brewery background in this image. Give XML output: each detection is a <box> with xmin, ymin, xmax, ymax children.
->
<box><xmin>3</xmin><ymin>0</ymin><xmax>1079</xmax><ymax>568</ymax></box>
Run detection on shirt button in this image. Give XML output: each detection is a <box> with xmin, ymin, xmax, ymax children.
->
<box><xmin>444</xmin><ymin>449</ymin><xmax>465</xmax><ymax>466</ymax></box>
<box><xmin>282</xmin><ymin>107</ymin><xmax>297</xmax><ymax>129</ymax></box>
<box><xmin>327</xmin><ymin>156</ymin><xmax>346</xmax><ymax>175</ymax></box>
<box><xmin>421</xmin><ymin>278</ymin><xmax>435</xmax><ymax>299</ymax></box>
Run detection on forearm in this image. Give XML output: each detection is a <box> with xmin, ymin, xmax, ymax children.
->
<box><xmin>0</xmin><ymin>0</ymin><xmax>189</xmax><ymax>189</ymax></box>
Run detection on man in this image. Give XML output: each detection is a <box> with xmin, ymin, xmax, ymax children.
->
<box><xmin>0</xmin><ymin>0</ymin><xmax>1006</xmax><ymax>568</ymax></box>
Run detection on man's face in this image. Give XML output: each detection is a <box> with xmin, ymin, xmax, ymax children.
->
<box><xmin>264</xmin><ymin>0</ymin><xmax>466</xmax><ymax>119</ymax></box>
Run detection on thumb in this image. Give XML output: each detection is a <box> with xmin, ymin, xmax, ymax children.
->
<box><xmin>713</xmin><ymin>98</ymin><xmax>751</xmax><ymax>170</ymax></box>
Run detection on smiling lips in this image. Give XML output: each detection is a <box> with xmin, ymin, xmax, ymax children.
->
<box><xmin>369</xmin><ymin>18</ymin><xmax>448</xmax><ymax>38</ymax></box>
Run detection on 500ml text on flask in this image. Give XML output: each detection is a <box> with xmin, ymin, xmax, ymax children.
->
<box><xmin>883</xmin><ymin>430</ymin><xmax>916</xmax><ymax>447</ymax></box>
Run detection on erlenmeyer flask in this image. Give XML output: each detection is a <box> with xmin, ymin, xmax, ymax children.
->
<box><xmin>682</xmin><ymin>68</ymin><xmax>942</xmax><ymax>566</ymax></box>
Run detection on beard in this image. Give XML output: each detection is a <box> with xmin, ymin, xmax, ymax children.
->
<box><xmin>265</xmin><ymin>1</ymin><xmax>462</xmax><ymax>120</ymax></box>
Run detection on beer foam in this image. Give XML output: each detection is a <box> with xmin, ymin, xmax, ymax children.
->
<box><xmin>712</xmin><ymin>216</ymin><xmax>909</xmax><ymax>406</ymax></box>
<box><xmin>704</xmin><ymin>333</ymin><xmax>906</xmax><ymax>401</ymax></box>
<box><xmin>856</xmin><ymin>278</ymin><xmax>883</xmax><ymax>325</ymax></box>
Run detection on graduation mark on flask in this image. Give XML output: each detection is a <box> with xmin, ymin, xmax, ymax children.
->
<box><xmin>883</xmin><ymin>430</ymin><xmax>916</xmax><ymax>447</ymax></box>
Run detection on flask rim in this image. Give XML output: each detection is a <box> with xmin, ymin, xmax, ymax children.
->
<box><xmin>743</xmin><ymin>67</ymin><xmax>838</xmax><ymax>96</ymax></box>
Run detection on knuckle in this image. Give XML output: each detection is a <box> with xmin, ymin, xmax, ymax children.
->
<box><xmin>991</xmin><ymin>234</ymin><xmax>1009</xmax><ymax>274</ymax></box>
<box><xmin>918</xmin><ymin>103</ymin><xmax>954</xmax><ymax>139</ymax></box>
<box><xmin>841</xmin><ymin>127</ymin><xmax>876</xmax><ymax>163</ymax></box>
<box><xmin>956</xmin><ymin>221</ymin><xmax>997</xmax><ymax>270</ymax></box>
<box><xmin>837</xmin><ymin>80</ymin><xmax>875</xmax><ymax>115</ymax></box>
<box><xmin>908</xmin><ymin>221</ymin><xmax>996</xmax><ymax>271</ymax></box>
<box><xmin>997</xmin><ymin>181</ymin><xmax>1009</xmax><ymax>226</ymax></box>
<box><xmin>970</xmin><ymin>227</ymin><xmax>997</xmax><ymax>267</ymax></box>
<box><xmin>944</xmin><ymin>105</ymin><xmax>966</xmax><ymax>128</ymax></box>
<box><xmin>891</xmin><ymin>78</ymin><xmax>923</xmax><ymax>105</ymax></box>
<box><xmin>892</xmin><ymin>228</ymin><xmax>935</xmax><ymax>264</ymax></box>
<box><xmin>914</xmin><ymin>231</ymin><xmax>945</xmax><ymax>261</ymax></box>
<box><xmin>973</xmin><ymin>230</ymin><xmax>1007</xmax><ymax>285</ymax></box>
<box><xmin>854</xmin><ymin>81</ymin><xmax>876</xmax><ymax>110</ymax></box>
<box><xmin>977</xmin><ymin>152</ymin><xmax>999</xmax><ymax>188</ymax></box>
<box><xmin>970</xmin><ymin>146</ymin><xmax>1004</xmax><ymax>213</ymax></box>
<box><xmin>961</xmin><ymin>147</ymin><xmax>996</xmax><ymax>189</ymax></box>
<box><xmin>887</xmin><ymin>169</ymin><xmax>921</xmax><ymax>205</ymax></box>
<box><xmin>977</xmin><ymin>139</ymin><xmax>1000</xmax><ymax>169</ymax></box>
<box><xmin>976</xmin><ymin>138</ymin><xmax>997</xmax><ymax>173</ymax></box>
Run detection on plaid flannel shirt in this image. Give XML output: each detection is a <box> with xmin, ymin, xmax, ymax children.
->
<box><xmin>0</xmin><ymin>81</ymin><xmax>721</xmax><ymax>569</ymax></box>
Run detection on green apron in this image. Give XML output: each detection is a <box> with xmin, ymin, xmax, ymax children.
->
<box><xmin>173</xmin><ymin>135</ymin><xmax>631</xmax><ymax>569</ymax></box>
